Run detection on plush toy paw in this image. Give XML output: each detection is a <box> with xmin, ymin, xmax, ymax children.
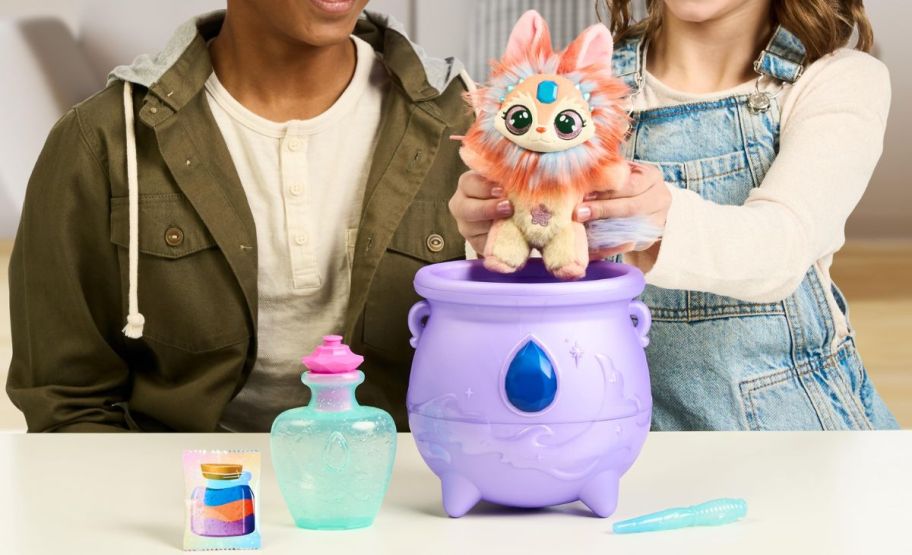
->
<box><xmin>542</xmin><ymin>222</ymin><xmax>589</xmax><ymax>280</ymax></box>
<box><xmin>483</xmin><ymin>254</ymin><xmax>523</xmax><ymax>274</ymax></box>
<box><xmin>484</xmin><ymin>218</ymin><xmax>531</xmax><ymax>274</ymax></box>
<box><xmin>549</xmin><ymin>260</ymin><xmax>586</xmax><ymax>280</ymax></box>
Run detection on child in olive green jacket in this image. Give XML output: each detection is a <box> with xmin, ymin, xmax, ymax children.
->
<box><xmin>7</xmin><ymin>5</ymin><xmax>473</xmax><ymax>432</ymax></box>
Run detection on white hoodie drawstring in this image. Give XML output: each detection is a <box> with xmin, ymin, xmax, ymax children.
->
<box><xmin>122</xmin><ymin>81</ymin><xmax>145</xmax><ymax>339</ymax></box>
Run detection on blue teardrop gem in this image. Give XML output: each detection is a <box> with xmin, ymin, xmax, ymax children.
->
<box><xmin>504</xmin><ymin>341</ymin><xmax>557</xmax><ymax>412</ymax></box>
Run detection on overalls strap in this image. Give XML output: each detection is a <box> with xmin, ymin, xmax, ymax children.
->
<box><xmin>612</xmin><ymin>37</ymin><xmax>644</xmax><ymax>94</ymax></box>
<box><xmin>612</xmin><ymin>25</ymin><xmax>807</xmax><ymax>90</ymax></box>
<box><xmin>754</xmin><ymin>25</ymin><xmax>807</xmax><ymax>83</ymax></box>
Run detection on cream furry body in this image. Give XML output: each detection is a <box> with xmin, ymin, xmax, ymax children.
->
<box><xmin>486</xmin><ymin>165</ymin><xmax>629</xmax><ymax>279</ymax></box>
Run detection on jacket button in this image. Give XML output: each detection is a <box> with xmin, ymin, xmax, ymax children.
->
<box><xmin>426</xmin><ymin>233</ymin><xmax>445</xmax><ymax>253</ymax></box>
<box><xmin>164</xmin><ymin>226</ymin><xmax>184</xmax><ymax>247</ymax></box>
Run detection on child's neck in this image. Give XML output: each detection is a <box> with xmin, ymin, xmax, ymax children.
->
<box><xmin>209</xmin><ymin>9</ymin><xmax>356</xmax><ymax>122</ymax></box>
<box><xmin>647</xmin><ymin>4</ymin><xmax>772</xmax><ymax>94</ymax></box>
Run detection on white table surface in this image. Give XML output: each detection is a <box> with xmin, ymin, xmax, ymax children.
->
<box><xmin>2</xmin><ymin>431</ymin><xmax>910</xmax><ymax>554</ymax></box>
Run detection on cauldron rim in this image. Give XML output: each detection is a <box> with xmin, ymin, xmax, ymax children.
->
<box><xmin>414</xmin><ymin>259</ymin><xmax>644</xmax><ymax>306</ymax></box>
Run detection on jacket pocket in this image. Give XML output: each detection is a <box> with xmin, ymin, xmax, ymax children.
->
<box><xmin>384</xmin><ymin>199</ymin><xmax>467</xmax><ymax>263</ymax></box>
<box><xmin>362</xmin><ymin>199</ymin><xmax>465</xmax><ymax>354</ymax></box>
<box><xmin>110</xmin><ymin>193</ymin><xmax>251</xmax><ymax>353</ymax></box>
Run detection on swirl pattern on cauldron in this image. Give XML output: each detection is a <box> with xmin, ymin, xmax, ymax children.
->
<box><xmin>410</xmin><ymin>351</ymin><xmax>648</xmax><ymax>481</ymax></box>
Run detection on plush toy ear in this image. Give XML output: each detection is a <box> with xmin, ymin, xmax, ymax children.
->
<box><xmin>559</xmin><ymin>23</ymin><xmax>614</xmax><ymax>72</ymax></box>
<box><xmin>504</xmin><ymin>10</ymin><xmax>553</xmax><ymax>62</ymax></box>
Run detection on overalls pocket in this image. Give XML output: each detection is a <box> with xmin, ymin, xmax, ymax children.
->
<box><xmin>739</xmin><ymin>339</ymin><xmax>875</xmax><ymax>430</ymax></box>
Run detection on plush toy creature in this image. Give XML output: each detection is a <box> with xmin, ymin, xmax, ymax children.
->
<box><xmin>460</xmin><ymin>10</ymin><xmax>657</xmax><ymax>279</ymax></box>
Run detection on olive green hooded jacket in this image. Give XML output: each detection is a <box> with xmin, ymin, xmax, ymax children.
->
<box><xmin>6</xmin><ymin>11</ymin><xmax>472</xmax><ymax>432</ymax></box>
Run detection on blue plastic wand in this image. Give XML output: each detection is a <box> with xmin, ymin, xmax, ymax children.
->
<box><xmin>612</xmin><ymin>498</ymin><xmax>747</xmax><ymax>534</ymax></box>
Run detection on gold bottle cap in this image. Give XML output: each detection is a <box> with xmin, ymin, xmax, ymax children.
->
<box><xmin>200</xmin><ymin>463</ymin><xmax>243</xmax><ymax>480</ymax></box>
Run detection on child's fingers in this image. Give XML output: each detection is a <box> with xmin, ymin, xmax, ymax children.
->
<box><xmin>458</xmin><ymin>171</ymin><xmax>503</xmax><ymax>199</ymax></box>
<box><xmin>457</xmin><ymin>219</ymin><xmax>494</xmax><ymax>241</ymax></box>
<box><xmin>576</xmin><ymin>196</ymin><xmax>653</xmax><ymax>222</ymax></box>
<box><xmin>589</xmin><ymin>162</ymin><xmax>662</xmax><ymax>200</ymax></box>
<box><xmin>454</xmin><ymin>197</ymin><xmax>514</xmax><ymax>223</ymax></box>
<box><xmin>576</xmin><ymin>177</ymin><xmax>670</xmax><ymax>223</ymax></box>
<box><xmin>452</xmin><ymin>172</ymin><xmax>510</xmax><ymax>226</ymax></box>
<box><xmin>621</xmin><ymin>162</ymin><xmax>663</xmax><ymax>199</ymax></box>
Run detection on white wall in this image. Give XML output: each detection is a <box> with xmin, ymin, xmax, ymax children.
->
<box><xmin>0</xmin><ymin>0</ymin><xmax>82</xmax><ymax>32</ymax></box>
<box><xmin>847</xmin><ymin>1</ymin><xmax>912</xmax><ymax>239</ymax></box>
<box><xmin>413</xmin><ymin>0</ymin><xmax>472</xmax><ymax>72</ymax></box>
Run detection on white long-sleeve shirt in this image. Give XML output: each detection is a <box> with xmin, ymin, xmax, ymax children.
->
<box><xmin>624</xmin><ymin>49</ymin><xmax>890</xmax><ymax>341</ymax></box>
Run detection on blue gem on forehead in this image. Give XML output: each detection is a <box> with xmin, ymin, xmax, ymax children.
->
<box><xmin>536</xmin><ymin>80</ymin><xmax>559</xmax><ymax>104</ymax></box>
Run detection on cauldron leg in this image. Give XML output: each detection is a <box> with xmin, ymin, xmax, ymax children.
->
<box><xmin>579</xmin><ymin>470</ymin><xmax>620</xmax><ymax>518</ymax></box>
<box><xmin>441</xmin><ymin>472</ymin><xmax>481</xmax><ymax>518</ymax></box>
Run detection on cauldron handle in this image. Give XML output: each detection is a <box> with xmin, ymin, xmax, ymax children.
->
<box><xmin>408</xmin><ymin>301</ymin><xmax>431</xmax><ymax>349</ymax></box>
<box><xmin>629</xmin><ymin>300</ymin><xmax>652</xmax><ymax>348</ymax></box>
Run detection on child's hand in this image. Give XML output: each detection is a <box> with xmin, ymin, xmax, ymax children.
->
<box><xmin>575</xmin><ymin>161</ymin><xmax>671</xmax><ymax>258</ymax></box>
<box><xmin>449</xmin><ymin>171</ymin><xmax>514</xmax><ymax>256</ymax></box>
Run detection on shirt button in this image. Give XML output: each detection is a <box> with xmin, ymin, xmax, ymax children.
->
<box><xmin>164</xmin><ymin>226</ymin><xmax>184</xmax><ymax>247</ymax></box>
<box><xmin>287</xmin><ymin>138</ymin><xmax>302</xmax><ymax>151</ymax></box>
<box><xmin>426</xmin><ymin>233</ymin><xmax>445</xmax><ymax>253</ymax></box>
<box><xmin>290</xmin><ymin>185</ymin><xmax>302</xmax><ymax>196</ymax></box>
<box><xmin>294</xmin><ymin>234</ymin><xmax>308</xmax><ymax>246</ymax></box>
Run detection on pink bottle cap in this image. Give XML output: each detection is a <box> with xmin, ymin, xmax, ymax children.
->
<box><xmin>301</xmin><ymin>335</ymin><xmax>364</xmax><ymax>374</ymax></box>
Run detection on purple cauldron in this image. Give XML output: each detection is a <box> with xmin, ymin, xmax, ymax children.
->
<box><xmin>407</xmin><ymin>259</ymin><xmax>652</xmax><ymax>518</ymax></box>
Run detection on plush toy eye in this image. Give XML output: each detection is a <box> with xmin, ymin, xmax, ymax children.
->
<box><xmin>554</xmin><ymin>110</ymin><xmax>584</xmax><ymax>140</ymax></box>
<box><xmin>504</xmin><ymin>105</ymin><xmax>534</xmax><ymax>135</ymax></box>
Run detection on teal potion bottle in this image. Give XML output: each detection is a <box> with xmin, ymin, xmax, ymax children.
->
<box><xmin>270</xmin><ymin>335</ymin><xmax>397</xmax><ymax>530</ymax></box>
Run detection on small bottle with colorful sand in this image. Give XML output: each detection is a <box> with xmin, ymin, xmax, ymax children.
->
<box><xmin>189</xmin><ymin>463</ymin><xmax>256</xmax><ymax>537</ymax></box>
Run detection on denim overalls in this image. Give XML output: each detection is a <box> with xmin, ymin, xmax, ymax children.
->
<box><xmin>612</xmin><ymin>27</ymin><xmax>899</xmax><ymax>430</ymax></box>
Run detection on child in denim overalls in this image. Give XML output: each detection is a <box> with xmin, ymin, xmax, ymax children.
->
<box><xmin>610</xmin><ymin>25</ymin><xmax>898</xmax><ymax>430</ymax></box>
<box><xmin>450</xmin><ymin>1</ymin><xmax>899</xmax><ymax>430</ymax></box>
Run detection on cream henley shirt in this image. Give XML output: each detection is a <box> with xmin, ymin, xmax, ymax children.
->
<box><xmin>208</xmin><ymin>36</ymin><xmax>388</xmax><ymax>432</ymax></box>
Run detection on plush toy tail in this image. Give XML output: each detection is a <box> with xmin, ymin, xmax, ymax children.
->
<box><xmin>585</xmin><ymin>216</ymin><xmax>663</xmax><ymax>250</ymax></box>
